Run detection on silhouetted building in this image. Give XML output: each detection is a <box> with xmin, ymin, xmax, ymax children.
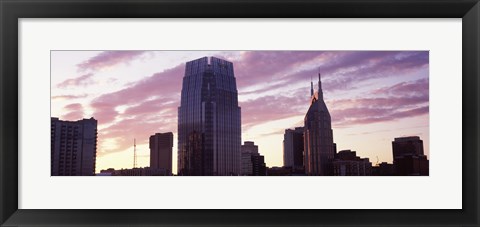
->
<box><xmin>241</xmin><ymin>141</ymin><xmax>266</xmax><ymax>176</ymax></box>
<box><xmin>149</xmin><ymin>132</ymin><xmax>173</xmax><ymax>175</ymax></box>
<box><xmin>392</xmin><ymin>136</ymin><xmax>424</xmax><ymax>157</ymax></box>
<box><xmin>333</xmin><ymin>150</ymin><xmax>372</xmax><ymax>176</ymax></box>
<box><xmin>283</xmin><ymin>127</ymin><xmax>304</xmax><ymax>170</ymax></box>
<box><xmin>372</xmin><ymin>162</ymin><xmax>395</xmax><ymax>176</ymax></box>
<box><xmin>98</xmin><ymin>167</ymin><xmax>168</xmax><ymax>176</ymax></box>
<box><xmin>51</xmin><ymin>117</ymin><xmax>97</xmax><ymax>176</ymax></box>
<box><xmin>178</xmin><ymin>57</ymin><xmax>242</xmax><ymax>176</ymax></box>
<box><xmin>267</xmin><ymin>166</ymin><xmax>292</xmax><ymax>176</ymax></box>
<box><xmin>304</xmin><ymin>73</ymin><xmax>335</xmax><ymax>176</ymax></box>
<box><xmin>97</xmin><ymin>168</ymin><xmax>116</xmax><ymax>176</ymax></box>
<box><xmin>395</xmin><ymin>154</ymin><xmax>429</xmax><ymax>176</ymax></box>
<box><xmin>392</xmin><ymin>136</ymin><xmax>429</xmax><ymax>176</ymax></box>
<box><xmin>241</xmin><ymin>141</ymin><xmax>258</xmax><ymax>175</ymax></box>
<box><xmin>251</xmin><ymin>155</ymin><xmax>267</xmax><ymax>176</ymax></box>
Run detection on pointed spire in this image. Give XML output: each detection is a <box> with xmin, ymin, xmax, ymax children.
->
<box><xmin>318</xmin><ymin>70</ymin><xmax>323</xmax><ymax>100</ymax></box>
<box><xmin>310</xmin><ymin>75</ymin><xmax>314</xmax><ymax>97</ymax></box>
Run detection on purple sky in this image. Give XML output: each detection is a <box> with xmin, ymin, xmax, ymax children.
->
<box><xmin>51</xmin><ymin>51</ymin><xmax>429</xmax><ymax>173</ymax></box>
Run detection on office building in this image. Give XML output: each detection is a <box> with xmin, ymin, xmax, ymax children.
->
<box><xmin>251</xmin><ymin>155</ymin><xmax>267</xmax><ymax>176</ymax></box>
<box><xmin>51</xmin><ymin>117</ymin><xmax>97</xmax><ymax>176</ymax></box>
<box><xmin>149</xmin><ymin>132</ymin><xmax>174</xmax><ymax>175</ymax></box>
<box><xmin>333</xmin><ymin>150</ymin><xmax>372</xmax><ymax>176</ymax></box>
<box><xmin>241</xmin><ymin>141</ymin><xmax>258</xmax><ymax>175</ymax></box>
<box><xmin>283</xmin><ymin>127</ymin><xmax>304</xmax><ymax>170</ymax></box>
<box><xmin>303</xmin><ymin>73</ymin><xmax>335</xmax><ymax>175</ymax></box>
<box><xmin>392</xmin><ymin>136</ymin><xmax>424</xmax><ymax>157</ymax></box>
<box><xmin>178</xmin><ymin>57</ymin><xmax>242</xmax><ymax>176</ymax></box>
<box><xmin>241</xmin><ymin>141</ymin><xmax>266</xmax><ymax>176</ymax></box>
<box><xmin>392</xmin><ymin>136</ymin><xmax>429</xmax><ymax>176</ymax></box>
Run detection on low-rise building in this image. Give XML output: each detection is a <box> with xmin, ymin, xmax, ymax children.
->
<box><xmin>333</xmin><ymin>150</ymin><xmax>372</xmax><ymax>176</ymax></box>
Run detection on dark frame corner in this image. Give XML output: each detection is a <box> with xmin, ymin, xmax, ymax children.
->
<box><xmin>1</xmin><ymin>0</ymin><xmax>479</xmax><ymax>226</ymax></box>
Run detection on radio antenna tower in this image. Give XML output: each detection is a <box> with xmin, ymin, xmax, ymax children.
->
<box><xmin>133</xmin><ymin>138</ymin><xmax>137</xmax><ymax>169</ymax></box>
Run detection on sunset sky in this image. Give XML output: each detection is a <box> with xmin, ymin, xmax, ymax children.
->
<box><xmin>51</xmin><ymin>51</ymin><xmax>429</xmax><ymax>174</ymax></box>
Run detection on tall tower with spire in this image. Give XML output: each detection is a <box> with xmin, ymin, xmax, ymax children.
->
<box><xmin>303</xmin><ymin>71</ymin><xmax>335</xmax><ymax>175</ymax></box>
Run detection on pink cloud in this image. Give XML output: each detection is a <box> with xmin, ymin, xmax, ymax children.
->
<box><xmin>240</xmin><ymin>89</ymin><xmax>309</xmax><ymax>130</ymax></box>
<box><xmin>329</xmin><ymin>94</ymin><xmax>428</xmax><ymax>127</ymax></box>
<box><xmin>332</xmin><ymin>106</ymin><xmax>428</xmax><ymax>126</ymax></box>
<box><xmin>327</xmin><ymin>78</ymin><xmax>429</xmax><ymax>126</ymax></box>
<box><xmin>372</xmin><ymin>78</ymin><xmax>428</xmax><ymax>96</ymax></box>
<box><xmin>90</xmin><ymin>64</ymin><xmax>184</xmax><ymax>125</ymax></box>
<box><xmin>79</xmin><ymin>63</ymin><xmax>184</xmax><ymax>155</ymax></box>
<box><xmin>77</xmin><ymin>51</ymin><xmax>148</xmax><ymax>72</ymax></box>
<box><xmin>97</xmin><ymin>111</ymin><xmax>177</xmax><ymax>156</ymax></box>
<box><xmin>57</xmin><ymin>51</ymin><xmax>430</xmax><ymax>157</ymax></box>
<box><xmin>226</xmin><ymin>51</ymin><xmax>328</xmax><ymax>89</ymax></box>
<box><xmin>123</xmin><ymin>97</ymin><xmax>177</xmax><ymax>116</ymax></box>
<box><xmin>240</xmin><ymin>76</ymin><xmax>429</xmax><ymax>130</ymax></box>
<box><xmin>227</xmin><ymin>51</ymin><xmax>429</xmax><ymax>95</ymax></box>
<box><xmin>61</xmin><ymin>103</ymin><xmax>85</xmax><ymax>121</ymax></box>
<box><xmin>57</xmin><ymin>73</ymin><xmax>94</xmax><ymax>88</ymax></box>
<box><xmin>51</xmin><ymin>94</ymin><xmax>88</xmax><ymax>100</ymax></box>
<box><xmin>320</xmin><ymin>51</ymin><xmax>428</xmax><ymax>91</ymax></box>
<box><xmin>329</xmin><ymin>95</ymin><xmax>428</xmax><ymax>110</ymax></box>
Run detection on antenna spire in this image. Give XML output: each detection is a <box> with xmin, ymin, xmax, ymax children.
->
<box><xmin>310</xmin><ymin>75</ymin><xmax>314</xmax><ymax>97</ymax></box>
<box><xmin>133</xmin><ymin>138</ymin><xmax>137</xmax><ymax>169</ymax></box>
<box><xmin>318</xmin><ymin>69</ymin><xmax>323</xmax><ymax>100</ymax></box>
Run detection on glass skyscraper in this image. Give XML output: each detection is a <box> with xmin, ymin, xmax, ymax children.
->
<box><xmin>178</xmin><ymin>57</ymin><xmax>241</xmax><ymax>176</ymax></box>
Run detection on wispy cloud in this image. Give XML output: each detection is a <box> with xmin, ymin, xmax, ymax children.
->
<box><xmin>240</xmin><ymin>89</ymin><xmax>308</xmax><ymax>130</ymax></box>
<box><xmin>53</xmin><ymin>51</ymin><xmax>429</xmax><ymax>157</ymax></box>
<box><xmin>90</xmin><ymin>64</ymin><xmax>184</xmax><ymax>125</ymax></box>
<box><xmin>61</xmin><ymin>103</ymin><xmax>85</xmax><ymax>121</ymax></box>
<box><xmin>51</xmin><ymin>94</ymin><xmax>88</xmax><ymax>100</ymax></box>
<box><xmin>228</xmin><ymin>51</ymin><xmax>428</xmax><ymax>95</ymax></box>
<box><xmin>372</xmin><ymin>78</ymin><xmax>428</xmax><ymax>96</ymax></box>
<box><xmin>77</xmin><ymin>51</ymin><xmax>148</xmax><ymax>72</ymax></box>
<box><xmin>329</xmin><ymin>78</ymin><xmax>429</xmax><ymax>126</ymax></box>
<box><xmin>57</xmin><ymin>73</ymin><xmax>94</xmax><ymax>88</ymax></box>
<box><xmin>88</xmin><ymin>65</ymin><xmax>183</xmax><ymax>155</ymax></box>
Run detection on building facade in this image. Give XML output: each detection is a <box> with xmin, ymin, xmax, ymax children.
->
<box><xmin>178</xmin><ymin>57</ymin><xmax>242</xmax><ymax>176</ymax></box>
<box><xmin>149</xmin><ymin>132</ymin><xmax>174</xmax><ymax>175</ymax></box>
<box><xmin>392</xmin><ymin>136</ymin><xmax>429</xmax><ymax>176</ymax></box>
<box><xmin>251</xmin><ymin>155</ymin><xmax>267</xmax><ymax>176</ymax></box>
<box><xmin>392</xmin><ymin>136</ymin><xmax>424</xmax><ymax>157</ymax></box>
<box><xmin>283</xmin><ymin>127</ymin><xmax>304</xmax><ymax>170</ymax></box>
<box><xmin>51</xmin><ymin>117</ymin><xmax>97</xmax><ymax>176</ymax></box>
<box><xmin>371</xmin><ymin>162</ymin><xmax>395</xmax><ymax>176</ymax></box>
<box><xmin>333</xmin><ymin>150</ymin><xmax>372</xmax><ymax>176</ymax></box>
<box><xmin>304</xmin><ymin>73</ymin><xmax>335</xmax><ymax>175</ymax></box>
<box><xmin>241</xmin><ymin>141</ymin><xmax>266</xmax><ymax>176</ymax></box>
<box><xmin>266</xmin><ymin>167</ymin><xmax>292</xmax><ymax>176</ymax></box>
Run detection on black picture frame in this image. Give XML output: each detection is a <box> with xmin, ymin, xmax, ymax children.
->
<box><xmin>1</xmin><ymin>0</ymin><xmax>479</xmax><ymax>226</ymax></box>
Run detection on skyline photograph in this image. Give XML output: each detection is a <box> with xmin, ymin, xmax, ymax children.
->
<box><xmin>50</xmin><ymin>50</ymin><xmax>429</xmax><ymax>176</ymax></box>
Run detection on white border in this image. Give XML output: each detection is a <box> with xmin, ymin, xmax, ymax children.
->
<box><xmin>19</xmin><ymin>19</ymin><xmax>461</xmax><ymax>209</ymax></box>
